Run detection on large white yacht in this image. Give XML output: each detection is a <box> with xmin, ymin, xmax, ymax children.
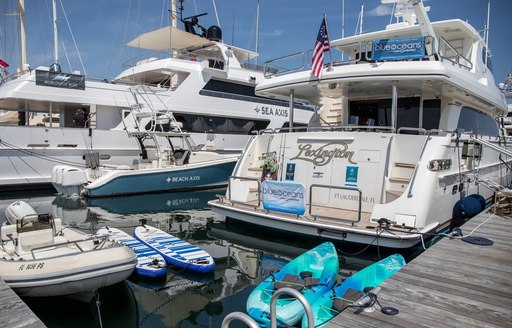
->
<box><xmin>209</xmin><ymin>0</ymin><xmax>510</xmax><ymax>249</ymax></box>
<box><xmin>0</xmin><ymin>2</ymin><xmax>313</xmax><ymax>190</ymax></box>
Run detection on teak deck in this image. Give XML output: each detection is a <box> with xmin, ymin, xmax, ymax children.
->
<box><xmin>326</xmin><ymin>210</ymin><xmax>512</xmax><ymax>328</ymax></box>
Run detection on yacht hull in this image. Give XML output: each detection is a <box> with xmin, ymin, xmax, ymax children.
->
<box><xmin>210</xmin><ymin>201</ymin><xmax>436</xmax><ymax>249</ymax></box>
<box><xmin>0</xmin><ymin>244</ymin><xmax>137</xmax><ymax>297</ymax></box>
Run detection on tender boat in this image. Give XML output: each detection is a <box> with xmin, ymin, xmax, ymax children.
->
<box><xmin>0</xmin><ymin>1</ymin><xmax>313</xmax><ymax>191</ymax></box>
<box><xmin>209</xmin><ymin>0</ymin><xmax>511</xmax><ymax>249</ymax></box>
<box><xmin>0</xmin><ymin>201</ymin><xmax>137</xmax><ymax>297</ymax></box>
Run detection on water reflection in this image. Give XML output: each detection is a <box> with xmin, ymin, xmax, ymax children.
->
<box><xmin>1</xmin><ymin>189</ymin><xmax>387</xmax><ymax>328</ymax></box>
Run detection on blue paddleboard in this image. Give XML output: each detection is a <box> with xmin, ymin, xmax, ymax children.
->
<box><xmin>134</xmin><ymin>225</ymin><xmax>215</xmax><ymax>273</ymax></box>
<box><xmin>97</xmin><ymin>226</ymin><xmax>167</xmax><ymax>279</ymax></box>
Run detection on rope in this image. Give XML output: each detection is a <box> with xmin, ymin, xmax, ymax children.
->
<box><xmin>0</xmin><ymin>140</ymin><xmax>88</xmax><ymax>167</ymax></box>
<box><xmin>95</xmin><ymin>291</ymin><xmax>103</xmax><ymax>328</ymax></box>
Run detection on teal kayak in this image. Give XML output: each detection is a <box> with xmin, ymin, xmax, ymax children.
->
<box><xmin>302</xmin><ymin>253</ymin><xmax>406</xmax><ymax>328</ymax></box>
<box><xmin>246</xmin><ymin>242</ymin><xmax>339</xmax><ymax>327</ymax></box>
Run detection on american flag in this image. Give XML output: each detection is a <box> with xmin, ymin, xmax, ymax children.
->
<box><xmin>311</xmin><ymin>17</ymin><xmax>330</xmax><ymax>79</ymax></box>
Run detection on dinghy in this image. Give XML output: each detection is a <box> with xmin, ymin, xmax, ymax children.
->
<box><xmin>134</xmin><ymin>224</ymin><xmax>214</xmax><ymax>273</ymax></box>
<box><xmin>303</xmin><ymin>253</ymin><xmax>406</xmax><ymax>327</ymax></box>
<box><xmin>96</xmin><ymin>226</ymin><xmax>167</xmax><ymax>279</ymax></box>
<box><xmin>0</xmin><ymin>201</ymin><xmax>137</xmax><ymax>297</ymax></box>
<box><xmin>246</xmin><ymin>242</ymin><xmax>339</xmax><ymax>327</ymax></box>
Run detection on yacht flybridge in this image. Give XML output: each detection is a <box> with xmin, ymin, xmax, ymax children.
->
<box><xmin>209</xmin><ymin>0</ymin><xmax>511</xmax><ymax>249</ymax></box>
<box><xmin>0</xmin><ymin>2</ymin><xmax>313</xmax><ymax>190</ymax></box>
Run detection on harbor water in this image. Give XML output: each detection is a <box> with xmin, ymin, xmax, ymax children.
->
<box><xmin>0</xmin><ymin>188</ymin><xmax>425</xmax><ymax>328</ymax></box>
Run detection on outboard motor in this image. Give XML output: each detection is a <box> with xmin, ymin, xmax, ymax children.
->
<box><xmin>206</xmin><ymin>25</ymin><xmax>222</xmax><ymax>42</ymax></box>
<box><xmin>4</xmin><ymin>201</ymin><xmax>38</xmax><ymax>224</ymax></box>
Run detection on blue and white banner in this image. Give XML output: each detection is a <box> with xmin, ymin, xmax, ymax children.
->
<box><xmin>371</xmin><ymin>36</ymin><xmax>425</xmax><ymax>61</ymax></box>
<box><xmin>261</xmin><ymin>180</ymin><xmax>306</xmax><ymax>215</ymax></box>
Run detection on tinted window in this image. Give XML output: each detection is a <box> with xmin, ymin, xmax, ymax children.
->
<box><xmin>170</xmin><ymin>114</ymin><xmax>270</xmax><ymax>134</ymax></box>
<box><xmin>200</xmin><ymin>79</ymin><xmax>313</xmax><ymax>111</ymax></box>
<box><xmin>457</xmin><ymin>107</ymin><xmax>499</xmax><ymax>137</ymax></box>
<box><xmin>422</xmin><ymin>99</ymin><xmax>441</xmax><ymax>130</ymax></box>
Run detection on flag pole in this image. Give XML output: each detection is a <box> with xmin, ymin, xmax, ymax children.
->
<box><xmin>323</xmin><ymin>13</ymin><xmax>333</xmax><ymax>70</ymax></box>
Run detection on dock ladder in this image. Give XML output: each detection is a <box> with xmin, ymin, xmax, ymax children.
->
<box><xmin>221</xmin><ymin>287</ymin><xmax>314</xmax><ymax>328</ymax></box>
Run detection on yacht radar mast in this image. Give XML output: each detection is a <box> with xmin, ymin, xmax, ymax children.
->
<box><xmin>383</xmin><ymin>0</ymin><xmax>437</xmax><ymax>56</ymax></box>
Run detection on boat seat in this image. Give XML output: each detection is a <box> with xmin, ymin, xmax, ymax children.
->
<box><xmin>1</xmin><ymin>224</ymin><xmax>17</xmax><ymax>241</ymax></box>
<box><xmin>18</xmin><ymin>229</ymin><xmax>55</xmax><ymax>252</ymax></box>
<box><xmin>174</xmin><ymin>149</ymin><xmax>191</xmax><ymax>166</ymax></box>
<box><xmin>0</xmin><ymin>224</ymin><xmax>17</xmax><ymax>255</ymax></box>
<box><xmin>274</xmin><ymin>272</ymin><xmax>320</xmax><ymax>291</ymax></box>
<box><xmin>53</xmin><ymin>218</ymin><xmax>64</xmax><ymax>236</ymax></box>
<box><xmin>332</xmin><ymin>288</ymin><xmax>363</xmax><ymax>312</ymax></box>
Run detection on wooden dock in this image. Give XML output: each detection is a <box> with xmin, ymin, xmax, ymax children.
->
<box><xmin>0</xmin><ymin>278</ymin><xmax>45</xmax><ymax>327</ymax></box>
<box><xmin>327</xmin><ymin>210</ymin><xmax>512</xmax><ymax>327</ymax></box>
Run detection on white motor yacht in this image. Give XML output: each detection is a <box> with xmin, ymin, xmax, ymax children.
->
<box><xmin>209</xmin><ymin>0</ymin><xmax>511</xmax><ymax>249</ymax></box>
<box><xmin>0</xmin><ymin>1</ymin><xmax>313</xmax><ymax>191</ymax></box>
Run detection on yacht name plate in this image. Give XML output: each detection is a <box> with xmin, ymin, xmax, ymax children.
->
<box><xmin>290</xmin><ymin>142</ymin><xmax>356</xmax><ymax>166</ymax></box>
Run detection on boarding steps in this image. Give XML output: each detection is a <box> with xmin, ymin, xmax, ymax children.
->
<box><xmin>386</xmin><ymin>162</ymin><xmax>416</xmax><ymax>202</ymax></box>
<box><xmin>319</xmin><ymin>100</ymin><xmax>342</xmax><ymax>125</ymax></box>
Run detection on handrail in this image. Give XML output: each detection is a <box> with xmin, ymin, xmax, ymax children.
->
<box><xmin>29</xmin><ymin>234</ymin><xmax>110</xmax><ymax>259</ymax></box>
<box><xmin>471</xmin><ymin>137</ymin><xmax>512</xmax><ymax>158</ymax></box>
<box><xmin>438</xmin><ymin>36</ymin><xmax>473</xmax><ymax>70</ymax></box>
<box><xmin>309</xmin><ymin>184</ymin><xmax>362</xmax><ymax>225</ymax></box>
<box><xmin>407</xmin><ymin>134</ymin><xmax>432</xmax><ymax>198</ymax></box>
<box><xmin>221</xmin><ymin>312</ymin><xmax>259</xmax><ymax>328</ymax></box>
<box><xmin>263</xmin><ymin>52</ymin><xmax>305</xmax><ymax>78</ymax></box>
<box><xmin>270</xmin><ymin>288</ymin><xmax>314</xmax><ymax>328</ymax></box>
<box><xmin>228</xmin><ymin>176</ymin><xmax>261</xmax><ymax>208</ymax></box>
<box><xmin>221</xmin><ymin>288</ymin><xmax>314</xmax><ymax>328</ymax></box>
<box><xmin>268</xmin><ymin>125</ymin><xmax>396</xmax><ymax>134</ymax></box>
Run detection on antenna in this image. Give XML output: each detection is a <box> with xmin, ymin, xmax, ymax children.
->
<box><xmin>484</xmin><ymin>0</ymin><xmax>490</xmax><ymax>49</ymax></box>
<box><xmin>256</xmin><ymin>0</ymin><xmax>260</xmax><ymax>65</ymax></box>
<box><xmin>341</xmin><ymin>0</ymin><xmax>344</xmax><ymax>60</ymax></box>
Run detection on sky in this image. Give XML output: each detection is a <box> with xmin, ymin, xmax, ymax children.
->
<box><xmin>1</xmin><ymin>0</ymin><xmax>511</xmax><ymax>86</ymax></box>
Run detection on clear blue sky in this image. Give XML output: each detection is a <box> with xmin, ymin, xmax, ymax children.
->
<box><xmin>1</xmin><ymin>0</ymin><xmax>511</xmax><ymax>85</ymax></box>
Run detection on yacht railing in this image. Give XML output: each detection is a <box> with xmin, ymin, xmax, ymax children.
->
<box><xmin>263</xmin><ymin>52</ymin><xmax>306</xmax><ymax>78</ymax></box>
<box><xmin>29</xmin><ymin>234</ymin><xmax>111</xmax><ymax>260</ymax></box>
<box><xmin>309</xmin><ymin>184</ymin><xmax>362</xmax><ymax>225</ymax></box>
<box><xmin>438</xmin><ymin>36</ymin><xmax>473</xmax><ymax>70</ymax></box>
<box><xmin>263</xmin><ymin>35</ymin><xmax>472</xmax><ymax>78</ymax></box>
<box><xmin>268</xmin><ymin>125</ymin><xmax>396</xmax><ymax>134</ymax></box>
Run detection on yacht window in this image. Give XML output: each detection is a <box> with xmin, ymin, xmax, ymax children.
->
<box><xmin>482</xmin><ymin>47</ymin><xmax>493</xmax><ymax>72</ymax></box>
<box><xmin>200</xmin><ymin>79</ymin><xmax>313</xmax><ymax>110</ymax></box>
<box><xmin>457</xmin><ymin>107</ymin><xmax>499</xmax><ymax>137</ymax></box>
<box><xmin>202</xmin><ymin>79</ymin><xmax>256</xmax><ymax>97</ymax></box>
<box><xmin>172</xmin><ymin>114</ymin><xmax>269</xmax><ymax>134</ymax></box>
<box><xmin>349</xmin><ymin>97</ymin><xmax>420</xmax><ymax>132</ymax></box>
<box><xmin>422</xmin><ymin>99</ymin><xmax>441</xmax><ymax>130</ymax></box>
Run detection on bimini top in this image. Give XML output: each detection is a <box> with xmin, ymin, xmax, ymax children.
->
<box><xmin>127</xmin><ymin>25</ymin><xmax>259</xmax><ymax>63</ymax></box>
